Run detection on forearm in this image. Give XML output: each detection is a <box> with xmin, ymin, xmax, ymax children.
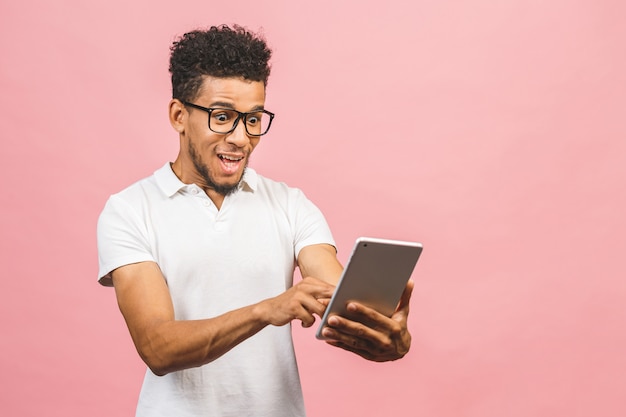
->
<box><xmin>113</xmin><ymin>261</ymin><xmax>334</xmax><ymax>375</ymax></box>
<box><xmin>133</xmin><ymin>301</ymin><xmax>271</xmax><ymax>376</ymax></box>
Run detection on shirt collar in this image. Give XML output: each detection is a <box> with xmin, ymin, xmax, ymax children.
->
<box><xmin>241</xmin><ymin>167</ymin><xmax>258</xmax><ymax>192</ymax></box>
<box><xmin>154</xmin><ymin>162</ymin><xmax>258</xmax><ymax>197</ymax></box>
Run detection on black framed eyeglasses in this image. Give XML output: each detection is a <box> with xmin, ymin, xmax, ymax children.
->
<box><xmin>182</xmin><ymin>101</ymin><xmax>275</xmax><ymax>137</ymax></box>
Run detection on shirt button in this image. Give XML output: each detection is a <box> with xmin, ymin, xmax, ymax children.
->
<box><xmin>203</xmin><ymin>200</ymin><xmax>210</xmax><ymax>206</ymax></box>
<box><xmin>191</xmin><ymin>188</ymin><xmax>199</xmax><ymax>195</ymax></box>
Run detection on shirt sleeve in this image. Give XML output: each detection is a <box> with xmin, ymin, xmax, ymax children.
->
<box><xmin>96</xmin><ymin>194</ymin><xmax>156</xmax><ymax>287</ymax></box>
<box><xmin>290</xmin><ymin>189</ymin><xmax>336</xmax><ymax>259</ymax></box>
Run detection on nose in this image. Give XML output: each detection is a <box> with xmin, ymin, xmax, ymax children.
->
<box><xmin>225</xmin><ymin>119</ymin><xmax>250</xmax><ymax>147</ymax></box>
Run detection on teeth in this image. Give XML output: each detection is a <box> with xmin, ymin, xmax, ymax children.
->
<box><xmin>220</xmin><ymin>155</ymin><xmax>242</xmax><ymax>161</ymax></box>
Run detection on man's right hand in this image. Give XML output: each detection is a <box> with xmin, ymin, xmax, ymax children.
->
<box><xmin>259</xmin><ymin>277</ymin><xmax>335</xmax><ymax>328</ymax></box>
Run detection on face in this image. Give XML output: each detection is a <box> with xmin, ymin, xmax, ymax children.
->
<box><xmin>172</xmin><ymin>76</ymin><xmax>266</xmax><ymax>196</ymax></box>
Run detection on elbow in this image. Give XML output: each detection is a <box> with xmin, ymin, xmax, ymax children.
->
<box><xmin>137</xmin><ymin>343</ymin><xmax>207</xmax><ymax>377</ymax></box>
<box><xmin>139</xmin><ymin>350</ymin><xmax>172</xmax><ymax>377</ymax></box>
<box><xmin>131</xmin><ymin>327</ymin><xmax>183</xmax><ymax>376</ymax></box>
<box><xmin>149</xmin><ymin>366</ymin><xmax>170</xmax><ymax>377</ymax></box>
<box><xmin>143</xmin><ymin>354</ymin><xmax>206</xmax><ymax>377</ymax></box>
<box><xmin>131</xmin><ymin>326</ymin><xmax>215</xmax><ymax>376</ymax></box>
<box><xmin>135</xmin><ymin>340</ymin><xmax>178</xmax><ymax>377</ymax></box>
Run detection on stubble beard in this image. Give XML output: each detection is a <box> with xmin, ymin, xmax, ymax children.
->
<box><xmin>188</xmin><ymin>140</ymin><xmax>246</xmax><ymax>197</ymax></box>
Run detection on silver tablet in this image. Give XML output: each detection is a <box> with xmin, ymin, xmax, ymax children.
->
<box><xmin>315</xmin><ymin>237</ymin><xmax>423</xmax><ymax>340</ymax></box>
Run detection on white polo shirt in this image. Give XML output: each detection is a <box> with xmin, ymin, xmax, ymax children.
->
<box><xmin>97</xmin><ymin>162</ymin><xmax>335</xmax><ymax>417</ymax></box>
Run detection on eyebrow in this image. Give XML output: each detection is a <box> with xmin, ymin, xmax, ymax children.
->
<box><xmin>209</xmin><ymin>101</ymin><xmax>265</xmax><ymax>112</ymax></box>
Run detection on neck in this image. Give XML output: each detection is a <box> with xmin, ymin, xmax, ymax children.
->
<box><xmin>170</xmin><ymin>160</ymin><xmax>227</xmax><ymax>210</ymax></box>
<box><xmin>205</xmin><ymin>189</ymin><xmax>225</xmax><ymax>210</ymax></box>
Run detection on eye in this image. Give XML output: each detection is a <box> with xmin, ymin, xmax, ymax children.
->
<box><xmin>211</xmin><ymin>110</ymin><xmax>234</xmax><ymax>124</ymax></box>
<box><xmin>246</xmin><ymin>112</ymin><xmax>263</xmax><ymax>126</ymax></box>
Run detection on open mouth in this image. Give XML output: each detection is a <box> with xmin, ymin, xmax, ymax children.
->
<box><xmin>218</xmin><ymin>153</ymin><xmax>245</xmax><ymax>174</ymax></box>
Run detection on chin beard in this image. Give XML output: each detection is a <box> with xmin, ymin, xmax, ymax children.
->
<box><xmin>204</xmin><ymin>172</ymin><xmax>244</xmax><ymax>196</ymax></box>
<box><xmin>189</xmin><ymin>141</ymin><xmax>246</xmax><ymax>197</ymax></box>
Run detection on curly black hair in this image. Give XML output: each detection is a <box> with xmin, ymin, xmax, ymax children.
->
<box><xmin>169</xmin><ymin>24</ymin><xmax>272</xmax><ymax>102</ymax></box>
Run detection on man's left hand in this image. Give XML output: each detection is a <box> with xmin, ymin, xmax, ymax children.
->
<box><xmin>320</xmin><ymin>280</ymin><xmax>414</xmax><ymax>362</ymax></box>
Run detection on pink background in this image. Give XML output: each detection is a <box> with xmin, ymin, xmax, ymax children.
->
<box><xmin>1</xmin><ymin>1</ymin><xmax>625</xmax><ymax>416</ymax></box>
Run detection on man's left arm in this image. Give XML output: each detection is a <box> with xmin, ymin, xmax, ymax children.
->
<box><xmin>297</xmin><ymin>244</ymin><xmax>413</xmax><ymax>362</ymax></box>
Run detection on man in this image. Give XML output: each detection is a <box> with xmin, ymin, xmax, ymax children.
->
<box><xmin>97</xmin><ymin>25</ymin><xmax>413</xmax><ymax>417</ymax></box>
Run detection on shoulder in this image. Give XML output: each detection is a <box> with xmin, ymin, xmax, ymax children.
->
<box><xmin>105</xmin><ymin>163</ymin><xmax>177</xmax><ymax>208</ymax></box>
<box><xmin>247</xmin><ymin>170</ymin><xmax>329</xmax><ymax>226</ymax></box>
<box><xmin>251</xmin><ymin>169</ymin><xmax>307</xmax><ymax>200</ymax></box>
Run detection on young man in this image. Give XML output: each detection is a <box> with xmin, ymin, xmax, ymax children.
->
<box><xmin>97</xmin><ymin>25</ymin><xmax>413</xmax><ymax>417</ymax></box>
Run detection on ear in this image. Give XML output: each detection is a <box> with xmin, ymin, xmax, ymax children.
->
<box><xmin>169</xmin><ymin>99</ymin><xmax>186</xmax><ymax>133</ymax></box>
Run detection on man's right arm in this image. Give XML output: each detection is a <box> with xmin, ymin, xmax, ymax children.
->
<box><xmin>112</xmin><ymin>261</ymin><xmax>334</xmax><ymax>376</ymax></box>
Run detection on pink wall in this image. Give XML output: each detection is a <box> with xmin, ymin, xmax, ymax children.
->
<box><xmin>1</xmin><ymin>1</ymin><xmax>625</xmax><ymax>416</ymax></box>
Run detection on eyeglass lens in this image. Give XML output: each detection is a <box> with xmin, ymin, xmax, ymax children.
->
<box><xmin>209</xmin><ymin>108</ymin><xmax>272</xmax><ymax>136</ymax></box>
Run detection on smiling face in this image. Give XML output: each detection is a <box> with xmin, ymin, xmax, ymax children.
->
<box><xmin>170</xmin><ymin>76</ymin><xmax>266</xmax><ymax>206</ymax></box>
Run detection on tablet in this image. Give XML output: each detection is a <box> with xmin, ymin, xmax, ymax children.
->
<box><xmin>315</xmin><ymin>237</ymin><xmax>423</xmax><ymax>340</ymax></box>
